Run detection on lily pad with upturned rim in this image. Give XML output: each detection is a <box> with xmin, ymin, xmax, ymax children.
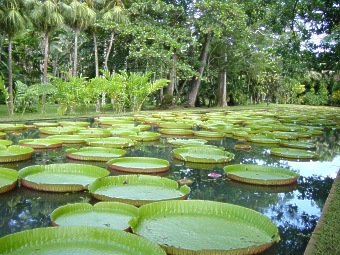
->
<box><xmin>86</xmin><ymin>137</ymin><xmax>136</xmax><ymax>148</ymax></box>
<box><xmin>0</xmin><ymin>145</ymin><xmax>34</xmax><ymax>163</ymax></box>
<box><xmin>0</xmin><ymin>123</ymin><xmax>27</xmax><ymax>131</ymax></box>
<box><xmin>120</xmin><ymin>131</ymin><xmax>161</xmax><ymax>142</ymax></box>
<box><xmin>18</xmin><ymin>163</ymin><xmax>110</xmax><ymax>192</ymax></box>
<box><xmin>0</xmin><ymin>226</ymin><xmax>166</xmax><ymax>255</ymax></box>
<box><xmin>193</xmin><ymin>130</ymin><xmax>226</xmax><ymax>139</ymax></box>
<box><xmin>0</xmin><ymin>167</ymin><xmax>18</xmax><ymax>193</ymax></box>
<box><xmin>47</xmin><ymin>134</ymin><xmax>88</xmax><ymax>144</ymax></box>
<box><xmin>166</xmin><ymin>138</ymin><xmax>208</xmax><ymax>146</ymax></box>
<box><xmin>76</xmin><ymin>128</ymin><xmax>112</xmax><ymax>138</ymax></box>
<box><xmin>107</xmin><ymin>157</ymin><xmax>170</xmax><ymax>173</ymax></box>
<box><xmin>129</xmin><ymin>200</ymin><xmax>280</xmax><ymax>255</ymax></box>
<box><xmin>159</xmin><ymin>128</ymin><xmax>194</xmax><ymax>136</ymax></box>
<box><xmin>270</xmin><ymin>148</ymin><xmax>318</xmax><ymax>159</ymax></box>
<box><xmin>0</xmin><ymin>132</ymin><xmax>6</xmax><ymax>139</ymax></box>
<box><xmin>51</xmin><ymin>202</ymin><xmax>138</xmax><ymax>231</ymax></box>
<box><xmin>66</xmin><ymin>147</ymin><xmax>126</xmax><ymax>161</ymax></box>
<box><xmin>89</xmin><ymin>175</ymin><xmax>190</xmax><ymax>206</ymax></box>
<box><xmin>223</xmin><ymin>164</ymin><xmax>299</xmax><ymax>185</ymax></box>
<box><xmin>59</xmin><ymin>121</ymin><xmax>90</xmax><ymax>127</ymax></box>
<box><xmin>39</xmin><ymin>126</ymin><xmax>80</xmax><ymax>135</ymax></box>
<box><xmin>280</xmin><ymin>140</ymin><xmax>316</xmax><ymax>150</ymax></box>
<box><xmin>19</xmin><ymin>138</ymin><xmax>63</xmax><ymax>149</ymax></box>
<box><xmin>172</xmin><ymin>146</ymin><xmax>234</xmax><ymax>164</ymax></box>
<box><xmin>33</xmin><ymin>122</ymin><xmax>59</xmax><ymax>127</ymax></box>
<box><xmin>0</xmin><ymin>140</ymin><xmax>13</xmax><ymax>146</ymax></box>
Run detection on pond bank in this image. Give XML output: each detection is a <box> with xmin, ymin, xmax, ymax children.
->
<box><xmin>304</xmin><ymin>169</ymin><xmax>340</xmax><ymax>254</ymax></box>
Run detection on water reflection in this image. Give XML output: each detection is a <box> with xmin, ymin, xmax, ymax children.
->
<box><xmin>0</xmin><ymin>123</ymin><xmax>338</xmax><ymax>255</ymax></box>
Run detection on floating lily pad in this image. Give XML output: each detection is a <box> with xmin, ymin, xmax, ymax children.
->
<box><xmin>194</xmin><ymin>130</ymin><xmax>225</xmax><ymax>139</ymax></box>
<box><xmin>19</xmin><ymin>139</ymin><xmax>63</xmax><ymax>149</ymax></box>
<box><xmin>76</xmin><ymin>128</ymin><xmax>112</xmax><ymax>138</ymax></box>
<box><xmin>224</xmin><ymin>164</ymin><xmax>299</xmax><ymax>185</ymax></box>
<box><xmin>107</xmin><ymin>157</ymin><xmax>170</xmax><ymax>173</ymax></box>
<box><xmin>166</xmin><ymin>138</ymin><xmax>208</xmax><ymax>146</ymax></box>
<box><xmin>39</xmin><ymin>126</ymin><xmax>80</xmax><ymax>135</ymax></box>
<box><xmin>234</xmin><ymin>144</ymin><xmax>252</xmax><ymax>150</ymax></box>
<box><xmin>66</xmin><ymin>147</ymin><xmax>126</xmax><ymax>161</ymax></box>
<box><xmin>0</xmin><ymin>167</ymin><xmax>18</xmax><ymax>193</ymax></box>
<box><xmin>0</xmin><ymin>145</ymin><xmax>34</xmax><ymax>163</ymax></box>
<box><xmin>248</xmin><ymin>135</ymin><xmax>280</xmax><ymax>144</ymax></box>
<box><xmin>59</xmin><ymin>121</ymin><xmax>90</xmax><ymax>127</ymax></box>
<box><xmin>51</xmin><ymin>202</ymin><xmax>138</xmax><ymax>231</ymax></box>
<box><xmin>121</xmin><ymin>131</ymin><xmax>161</xmax><ymax>142</ymax></box>
<box><xmin>129</xmin><ymin>200</ymin><xmax>280</xmax><ymax>255</ymax></box>
<box><xmin>280</xmin><ymin>140</ymin><xmax>316</xmax><ymax>150</ymax></box>
<box><xmin>47</xmin><ymin>134</ymin><xmax>88</xmax><ymax>144</ymax></box>
<box><xmin>172</xmin><ymin>146</ymin><xmax>234</xmax><ymax>163</ymax></box>
<box><xmin>33</xmin><ymin>122</ymin><xmax>59</xmax><ymax>127</ymax></box>
<box><xmin>0</xmin><ymin>140</ymin><xmax>13</xmax><ymax>146</ymax></box>
<box><xmin>0</xmin><ymin>123</ymin><xmax>27</xmax><ymax>131</ymax></box>
<box><xmin>0</xmin><ymin>132</ymin><xmax>6</xmax><ymax>139</ymax></box>
<box><xmin>158</xmin><ymin>122</ymin><xmax>193</xmax><ymax>129</ymax></box>
<box><xmin>159</xmin><ymin>128</ymin><xmax>194</xmax><ymax>136</ymax></box>
<box><xmin>0</xmin><ymin>226</ymin><xmax>166</xmax><ymax>255</ymax></box>
<box><xmin>89</xmin><ymin>175</ymin><xmax>190</xmax><ymax>206</ymax></box>
<box><xmin>270</xmin><ymin>148</ymin><xmax>318</xmax><ymax>159</ymax></box>
<box><xmin>19</xmin><ymin>163</ymin><xmax>110</xmax><ymax>192</ymax></box>
<box><xmin>86</xmin><ymin>137</ymin><xmax>136</xmax><ymax>148</ymax></box>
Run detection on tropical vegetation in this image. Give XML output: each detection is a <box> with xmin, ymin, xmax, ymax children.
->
<box><xmin>0</xmin><ymin>0</ymin><xmax>339</xmax><ymax>115</ymax></box>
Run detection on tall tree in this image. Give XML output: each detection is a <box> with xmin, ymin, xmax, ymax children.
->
<box><xmin>61</xmin><ymin>0</ymin><xmax>96</xmax><ymax>77</ymax></box>
<box><xmin>31</xmin><ymin>0</ymin><xmax>64</xmax><ymax>113</ymax></box>
<box><xmin>0</xmin><ymin>0</ymin><xmax>33</xmax><ymax>115</ymax></box>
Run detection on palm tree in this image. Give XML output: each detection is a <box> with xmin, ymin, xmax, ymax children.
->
<box><xmin>0</xmin><ymin>0</ymin><xmax>33</xmax><ymax>115</ymax></box>
<box><xmin>30</xmin><ymin>0</ymin><xmax>64</xmax><ymax>113</ymax></box>
<box><xmin>61</xmin><ymin>0</ymin><xmax>96</xmax><ymax>77</ymax></box>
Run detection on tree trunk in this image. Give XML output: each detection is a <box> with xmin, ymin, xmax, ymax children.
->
<box><xmin>8</xmin><ymin>38</ymin><xmax>14</xmax><ymax>115</ymax></box>
<box><xmin>94</xmin><ymin>32</ymin><xmax>99</xmax><ymax>78</ymax></box>
<box><xmin>167</xmin><ymin>52</ymin><xmax>178</xmax><ymax>95</ymax></box>
<box><xmin>41</xmin><ymin>32</ymin><xmax>49</xmax><ymax>114</ymax></box>
<box><xmin>187</xmin><ymin>34</ymin><xmax>211</xmax><ymax>107</ymax></box>
<box><xmin>216</xmin><ymin>52</ymin><xmax>228</xmax><ymax>107</ymax></box>
<box><xmin>73</xmin><ymin>28</ymin><xmax>79</xmax><ymax>77</ymax></box>
<box><xmin>104</xmin><ymin>31</ymin><xmax>114</xmax><ymax>71</ymax></box>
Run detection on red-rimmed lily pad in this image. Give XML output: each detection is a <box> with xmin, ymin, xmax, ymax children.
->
<box><xmin>66</xmin><ymin>147</ymin><xmax>126</xmax><ymax>161</ymax></box>
<box><xmin>234</xmin><ymin>144</ymin><xmax>252</xmax><ymax>150</ymax></box>
<box><xmin>0</xmin><ymin>226</ymin><xmax>166</xmax><ymax>255</ymax></box>
<box><xmin>159</xmin><ymin>128</ymin><xmax>194</xmax><ymax>136</ymax></box>
<box><xmin>51</xmin><ymin>202</ymin><xmax>138</xmax><ymax>231</ymax></box>
<box><xmin>59</xmin><ymin>121</ymin><xmax>90</xmax><ymax>127</ymax></box>
<box><xmin>193</xmin><ymin>130</ymin><xmax>225</xmax><ymax>139</ymax></box>
<box><xmin>19</xmin><ymin>139</ymin><xmax>63</xmax><ymax>149</ymax></box>
<box><xmin>0</xmin><ymin>132</ymin><xmax>6</xmax><ymax>139</ymax></box>
<box><xmin>158</xmin><ymin>122</ymin><xmax>193</xmax><ymax>129</ymax></box>
<box><xmin>248</xmin><ymin>135</ymin><xmax>281</xmax><ymax>144</ymax></box>
<box><xmin>224</xmin><ymin>164</ymin><xmax>299</xmax><ymax>185</ymax></box>
<box><xmin>47</xmin><ymin>134</ymin><xmax>88</xmax><ymax>144</ymax></box>
<box><xmin>86</xmin><ymin>137</ymin><xmax>136</xmax><ymax>148</ymax></box>
<box><xmin>129</xmin><ymin>200</ymin><xmax>280</xmax><ymax>255</ymax></box>
<box><xmin>33</xmin><ymin>122</ymin><xmax>59</xmax><ymax>127</ymax></box>
<box><xmin>270</xmin><ymin>148</ymin><xmax>318</xmax><ymax>159</ymax></box>
<box><xmin>280</xmin><ymin>140</ymin><xmax>316</xmax><ymax>150</ymax></box>
<box><xmin>172</xmin><ymin>146</ymin><xmax>234</xmax><ymax>163</ymax></box>
<box><xmin>121</xmin><ymin>131</ymin><xmax>161</xmax><ymax>142</ymax></box>
<box><xmin>39</xmin><ymin>126</ymin><xmax>80</xmax><ymax>135</ymax></box>
<box><xmin>166</xmin><ymin>138</ymin><xmax>208</xmax><ymax>146</ymax></box>
<box><xmin>0</xmin><ymin>167</ymin><xmax>18</xmax><ymax>193</ymax></box>
<box><xmin>0</xmin><ymin>145</ymin><xmax>34</xmax><ymax>163</ymax></box>
<box><xmin>89</xmin><ymin>175</ymin><xmax>190</xmax><ymax>206</ymax></box>
<box><xmin>76</xmin><ymin>128</ymin><xmax>112</xmax><ymax>138</ymax></box>
<box><xmin>107</xmin><ymin>157</ymin><xmax>170</xmax><ymax>173</ymax></box>
<box><xmin>18</xmin><ymin>163</ymin><xmax>110</xmax><ymax>192</ymax></box>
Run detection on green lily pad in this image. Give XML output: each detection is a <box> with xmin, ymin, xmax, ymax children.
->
<box><xmin>19</xmin><ymin>163</ymin><xmax>110</xmax><ymax>192</ymax></box>
<box><xmin>248</xmin><ymin>135</ymin><xmax>281</xmax><ymax>144</ymax></box>
<box><xmin>0</xmin><ymin>145</ymin><xmax>34</xmax><ymax>163</ymax></box>
<box><xmin>107</xmin><ymin>157</ymin><xmax>170</xmax><ymax>173</ymax></box>
<box><xmin>159</xmin><ymin>128</ymin><xmax>194</xmax><ymax>136</ymax></box>
<box><xmin>0</xmin><ymin>123</ymin><xmax>27</xmax><ymax>131</ymax></box>
<box><xmin>33</xmin><ymin>122</ymin><xmax>59</xmax><ymax>127</ymax></box>
<box><xmin>166</xmin><ymin>138</ymin><xmax>208</xmax><ymax>146</ymax></box>
<box><xmin>89</xmin><ymin>175</ymin><xmax>190</xmax><ymax>206</ymax></box>
<box><xmin>158</xmin><ymin>122</ymin><xmax>193</xmax><ymax>129</ymax></box>
<box><xmin>172</xmin><ymin>146</ymin><xmax>234</xmax><ymax>163</ymax></box>
<box><xmin>0</xmin><ymin>226</ymin><xmax>166</xmax><ymax>255</ymax></box>
<box><xmin>66</xmin><ymin>147</ymin><xmax>126</xmax><ymax>161</ymax></box>
<box><xmin>0</xmin><ymin>140</ymin><xmax>13</xmax><ymax>146</ymax></box>
<box><xmin>270</xmin><ymin>148</ymin><xmax>318</xmax><ymax>159</ymax></box>
<box><xmin>59</xmin><ymin>121</ymin><xmax>90</xmax><ymax>127</ymax></box>
<box><xmin>39</xmin><ymin>126</ymin><xmax>80</xmax><ymax>135</ymax></box>
<box><xmin>272</xmin><ymin>131</ymin><xmax>299</xmax><ymax>140</ymax></box>
<box><xmin>47</xmin><ymin>134</ymin><xmax>88</xmax><ymax>144</ymax></box>
<box><xmin>280</xmin><ymin>140</ymin><xmax>316</xmax><ymax>150</ymax></box>
<box><xmin>129</xmin><ymin>200</ymin><xmax>280</xmax><ymax>255</ymax></box>
<box><xmin>0</xmin><ymin>131</ymin><xmax>6</xmax><ymax>139</ymax></box>
<box><xmin>86</xmin><ymin>137</ymin><xmax>136</xmax><ymax>148</ymax></box>
<box><xmin>194</xmin><ymin>130</ymin><xmax>225</xmax><ymax>139</ymax></box>
<box><xmin>19</xmin><ymin>139</ymin><xmax>63</xmax><ymax>149</ymax></box>
<box><xmin>0</xmin><ymin>167</ymin><xmax>18</xmax><ymax>193</ymax></box>
<box><xmin>51</xmin><ymin>202</ymin><xmax>138</xmax><ymax>231</ymax></box>
<box><xmin>76</xmin><ymin>128</ymin><xmax>112</xmax><ymax>138</ymax></box>
<box><xmin>121</xmin><ymin>131</ymin><xmax>161</xmax><ymax>142</ymax></box>
<box><xmin>224</xmin><ymin>164</ymin><xmax>299</xmax><ymax>185</ymax></box>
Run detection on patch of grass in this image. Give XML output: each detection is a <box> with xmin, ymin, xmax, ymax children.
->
<box><xmin>314</xmin><ymin>174</ymin><xmax>340</xmax><ymax>255</ymax></box>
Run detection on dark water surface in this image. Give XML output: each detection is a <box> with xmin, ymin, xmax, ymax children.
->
<box><xmin>0</xmin><ymin>120</ymin><xmax>339</xmax><ymax>255</ymax></box>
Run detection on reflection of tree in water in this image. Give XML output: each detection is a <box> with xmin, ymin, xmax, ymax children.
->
<box><xmin>315</xmin><ymin>128</ymin><xmax>340</xmax><ymax>161</ymax></box>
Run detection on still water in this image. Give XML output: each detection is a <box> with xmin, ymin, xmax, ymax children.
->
<box><xmin>0</xmin><ymin>119</ymin><xmax>339</xmax><ymax>255</ymax></box>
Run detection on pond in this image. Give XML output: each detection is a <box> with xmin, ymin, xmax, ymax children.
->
<box><xmin>0</xmin><ymin>108</ymin><xmax>339</xmax><ymax>255</ymax></box>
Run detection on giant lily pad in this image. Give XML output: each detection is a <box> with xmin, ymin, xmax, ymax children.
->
<box><xmin>0</xmin><ymin>226</ymin><xmax>166</xmax><ymax>255</ymax></box>
<box><xmin>0</xmin><ymin>131</ymin><xmax>6</xmax><ymax>139</ymax></box>
<box><xmin>280</xmin><ymin>140</ymin><xmax>316</xmax><ymax>150</ymax></box>
<box><xmin>39</xmin><ymin>126</ymin><xmax>80</xmax><ymax>135</ymax></box>
<box><xmin>33</xmin><ymin>122</ymin><xmax>59</xmax><ymax>127</ymax></box>
<box><xmin>0</xmin><ymin>167</ymin><xmax>18</xmax><ymax>193</ymax></box>
<box><xmin>159</xmin><ymin>128</ymin><xmax>194</xmax><ymax>136</ymax></box>
<box><xmin>194</xmin><ymin>130</ymin><xmax>225</xmax><ymax>139</ymax></box>
<box><xmin>0</xmin><ymin>123</ymin><xmax>27</xmax><ymax>131</ymax></box>
<box><xmin>51</xmin><ymin>202</ymin><xmax>138</xmax><ymax>231</ymax></box>
<box><xmin>0</xmin><ymin>140</ymin><xmax>13</xmax><ymax>146</ymax></box>
<box><xmin>224</xmin><ymin>164</ymin><xmax>299</xmax><ymax>185</ymax></box>
<box><xmin>66</xmin><ymin>147</ymin><xmax>126</xmax><ymax>161</ymax></box>
<box><xmin>86</xmin><ymin>137</ymin><xmax>136</xmax><ymax>148</ymax></box>
<box><xmin>129</xmin><ymin>200</ymin><xmax>280</xmax><ymax>255</ymax></box>
<box><xmin>76</xmin><ymin>128</ymin><xmax>112</xmax><ymax>138</ymax></box>
<box><xmin>19</xmin><ymin>138</ymin><xmax>63</xmax><ymax>149</ymax></box>
<box><xmin>270</xmin><ymin>148</ymin><xmax>318</xmax><ymax>159</ymax></box>
<box><xmin>158</xmin><ymin>122</ymin><xmax>193</xmax><ymax>129</ymax></box>
<box><xmin>121</xmin><ymin>131</ymin><xmax>161</xmax><ymax>142</ymax></box>
<box><xmin>248</xmin><ymin>135</ymin><xmax>280</xmax><ymax>144</ymax></box>
<box><xmin>107</xmin><ymin>157</ymin><xmax>170</xmax><ymax>173</ymax></box>
<box><xmin>166</xmin><ymin>138</ymin><xmax>208</xmax><ymax>146</ymax></box>
<box><xmin>172</xmin><ymin>146</ymin><xmax>234</xmax><ymax>163</ymax></box>
<box><xmin>47</xmin><ymin>134</ymin><xmax>88</xmax><ymax>144</ymax></box>
<box><xmin>89</xmin><ymin>175</ymin><xmax>190</xmax><ymax>206</ymax></box>
<box><xmin>19</xmin><ymin>163</ymin><xmax>110</xmax><ymax>192</ymax></box>
<box><xmin>59</xmin><ymin>121</ymin><xmax>90</xmax><ymax>127</ymax></box>
<box><xmin>0</xmin><ymin>145</ymin><xmax>34</xmax><ymax>163</ymax></box>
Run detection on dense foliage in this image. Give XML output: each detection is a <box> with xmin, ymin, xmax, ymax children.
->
<box><xmin>0</xmin><ymin>0</ymin><xmax>339</xmax><ymax>115</ymax></box>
